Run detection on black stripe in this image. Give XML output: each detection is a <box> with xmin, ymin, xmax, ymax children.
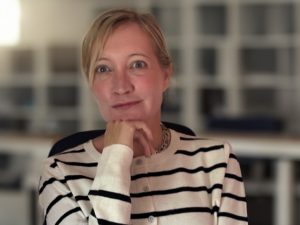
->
<box><xmin>39</xmin><ymin>177</ymin><xmax>57</xmax><ymax>194</ymax></box>
<box><xmin>97</xmin><ymin>218</ymin><xmax>127</xmax><ymax>225</ymax></box>
<box><xmin>92</xmin><ymin>209</ymin><xmax>127</xmax><ymax>225</ymax></box>
<box><xmin>51</xmin><ymin>159</ymin><xmax>97</xmax><ymax>168</ymax></box>
<box><xmin>131</xmin><ymin>163</ymin><xmax>227</xmax><ymax>181</ymax></box>
<box><xmin>50</xmin><ymin>162</ymin><xmax>57</xmax><ymax>168</ymax></box>
<box><xmin>222</xmin><ymin>193</ymin><xmax>247</xmax><ymax>202</ymax></box>
<box><xmin>131</xmin><ymin>207</ymin><xmax>213</xmax><ymax>219</ymax></box>
<box><xmin>57</xmin><ymin>149</ymin><xmax>85</xmax><ymax>155</ymax></box>
<box><xmin>212</xmin><ymin>205</ymin><xmax>219</xmax><ymax>214</ymax></box>
<box><xmin>175</xmin><ymin>145</ymin><xmax>224</xmax><ymax>156</ymax></box>
<box><xmin>89</xmin><ymin>190</ymin><xmax>131</xmax><ymax>203</ymax></box>
<box><xmin>131</xmin><ymin>183</ymin><xmax>223</xmax><ymax>198</ymax></box>
<box><xmin>39</xmin><ymin>175</ymin><xmax>93</xmax><ymax>194</ymax></box>
<box><xmin>225</xmin><ymin>173</ymin><xmax>243</xmax><ymax>182</ymax></box>
<box><xmin>75</xmin><ymin>195</ymin><xmax>89</xmax><ymax>201</ymax></box>
<box><xmin>46</xmin><ymin>193</ymin><xmax>73</xmax><ymax>215</ymax></box>
<box><xmin>180</xmin><ymin>137</ymin><xmax>208</xmax><ymax>141</ymax></box>
<box><xmin>218</xmin><ymin>211</ymin><xmax>248</xmax><ymax>222</ymax></box>
<box><xmin>55</xmin><ymin>207</ymin><xmax>81</xmax><ymax>225</ymax></box>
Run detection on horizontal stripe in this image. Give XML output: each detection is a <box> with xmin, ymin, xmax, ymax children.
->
<box><xmin>218</xmin><ymin>211</ymin><xmax>248</xmax><ymax>222</ymax></box>
<box><xmin>212</xmin><ymin>205</ymin><xmax>219</xmax><ymax>214</ymax></box>
<box><xmin>225</xmin><ymin>173</ymin><xmax>243</xmax><ymax>182</ymax></box>
<box><xmin>39</xmin><ymin>175</ymin><xmax>93</xmax><ymax>194</ymax></box>
<box><xmin>55</xmin><ymin>207</ymin><xmax>81</xmax><ymax>225</ymax></box>
<box><xmin>75</xmin><ymin>195</ymin><xmax>89</xmax><ymax>201</ymax></box>
<box><xmin>46</xmin><ymin>193</ymin><xmax>73</xmax><ymax>215</ymax></box>
<box><xmin>50</xmin><ymin>159</ymin><xmax>97</xmax><ymax>168</ymax></box>
<box><xmin>175</xmin><ymin>144</ymin><xmax>224</xmax><ymax>156</ymax></box>
<box><xmin>89</xmin><ymin>190</ymin><xmax>131</xmax><ymax>203</ymax></box>
<box><xmin>97</xmin><ymin>218</ymin><xmax>127</xmax><ymax>225</ymax></box>
<box><xmin>131</xmin><ymin>183</ymin><xmax>223</xmax><ymax>198</ymax></box>
<box><xmin>39</xmin><ymin>177</ymin><xmax>59</xmax><ymax>194</ymax></box>
<box><xmin>180</xmin><ymin>137</ymin><xmax>208</xmax><ymax>141</ymax></box>
<box><xmin>131</xmin><ymin>162</ymin><xmax>227</xmax><ymax>181</ymax></box>
<box><xmin>131</xmin><ymin>207</ymin><xmax>213</xmax><ymax>219</ymax></box>
<box><xmin>222</xmin><ymin>193</ymin><xmax>247</xmax><ymax>202</ymax></box>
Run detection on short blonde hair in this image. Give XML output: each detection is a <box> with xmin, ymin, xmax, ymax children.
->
<box><xmin>81</xmin><ymin>8</ymin><xmax>172</xmax><ymax>84</ymax></box>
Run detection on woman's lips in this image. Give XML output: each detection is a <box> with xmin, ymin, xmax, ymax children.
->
<box><xmin>112</xmin><ymin>100</ymin><xmax>142</xmax><ymax>109</ymax></box>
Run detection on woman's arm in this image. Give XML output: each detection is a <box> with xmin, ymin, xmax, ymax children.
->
<box><xmin>39</xmin><ymin>121</ymin><xmax>154</xmax><ymax>225</ymax></box>
<box><xmin>39</xmin><ymin>144</ymin><xmax>133</xmax><ymax>225</ymax></box>
<box><xmin>217</xmin><ymin>143</ymin><xmax>248</xmax><ymax>225</ymax></box>
<box><xmin>88</xmin><ymin>144</ymin><xmax>133</xmax><ymax>224</ymax></box>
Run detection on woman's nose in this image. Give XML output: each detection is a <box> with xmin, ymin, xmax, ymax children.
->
<box><xmin>112</xmin><ymin>72</ymin><xmax>134</xmax><ymax>95</ymax></box>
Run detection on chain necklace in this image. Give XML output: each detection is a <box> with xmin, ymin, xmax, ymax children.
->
<box><xmin>155</xmin><ymin>123</ymin><xmax>171</xmax><ymax>153</ymax></box>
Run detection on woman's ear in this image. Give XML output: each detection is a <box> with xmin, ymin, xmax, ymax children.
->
<box><xmin>162</xmin><ymin>64</ymin><xmax>173</xmax><ymax>91</ymax></box>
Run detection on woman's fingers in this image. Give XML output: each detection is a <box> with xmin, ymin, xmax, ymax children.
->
<box><xmin>130</xmin><ymin>121</ymin><xmax>154</xmax><ymax>145</ymax></box>
<box><xmin>103</xmin><ymin>120</ymin><xmax>155</xmax><ymax>157</ymax></box>
<box><xmin>127</xmin><ymin>121</ymin><xmax>156</xmax><ymax>157</ymax></box>
<box><xmin>133</xmin><ymin>131</ymin><xmax>152</xmax><ymax>157</ymax></box>
<box><xmin>104</xmin><ymin>121</ymin><xmax>135</xmax><ymax>148</ymax></box>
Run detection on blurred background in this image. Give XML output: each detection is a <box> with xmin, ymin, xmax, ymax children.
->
<box><xmin>0</xmin><ymin>0</ymin><xmax>300</xmax><ymax>224</ymax></box>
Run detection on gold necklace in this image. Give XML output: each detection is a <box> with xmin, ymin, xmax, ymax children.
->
<box><xmin>156</xmin><ymin>123</ymin><xmax>171</xmax><ymax>153</ymax></box>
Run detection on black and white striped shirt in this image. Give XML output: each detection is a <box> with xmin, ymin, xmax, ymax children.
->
<box><xmin>39</xmin><ymin>129</ymin><xmax>248</xmax><ymax>225</ymax></box>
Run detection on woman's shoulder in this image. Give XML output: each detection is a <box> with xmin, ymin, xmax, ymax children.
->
<box><xmin>43</xmin><ymin>141</ymin><xmax>95</xmax><ymax>167</ymax></box>
<box><xmin>173</xmin><ymin>129</ymin><xmax>233</xmax><ymax>160</ymax></box>
<box><xmin>39</xmin><ymin>141</ymin><xmax>98</xmax><ymax>185</ymax></box>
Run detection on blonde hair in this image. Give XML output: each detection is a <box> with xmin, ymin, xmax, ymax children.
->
<box><xmin>81</xmin><ymin>8</ymin><xmax>172</xmax><ymax>84</ymax></box>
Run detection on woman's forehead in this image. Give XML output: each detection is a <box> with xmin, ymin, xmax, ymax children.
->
<box><xmin>98</xmin><ymin>23</ymin><xmax>157</xmax><ymax>57</ymax></box>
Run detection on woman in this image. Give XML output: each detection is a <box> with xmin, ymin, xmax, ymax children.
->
<box><xmin>39</xmin><ymin>8</ymin><xmax>248</xmax><ymax>225</ymax></box>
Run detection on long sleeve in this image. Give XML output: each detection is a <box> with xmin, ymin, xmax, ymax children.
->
<box><xmin>217</xmin><ymin>143</ymin><xmax>248</xmax><ymax>225</ymax></box>
<box><xmin>89</xmin><ymin>144</ymin><xmax>133</xmax><ymax>224</ymax></box>
<box><xmin>39</xmin><ymin>144</ymin><xmax>133</xmax><ymax>225</ymax></box>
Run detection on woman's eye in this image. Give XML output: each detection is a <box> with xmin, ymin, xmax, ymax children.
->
<box><xmin>95</xmin><ymin>65</ymin><xmax>111</xmax><ymax>73</ymax></box>
<box><xmin>132</xmin><ymin>60</ymin><xmax>147</xmax><ymax>69</ymax></box>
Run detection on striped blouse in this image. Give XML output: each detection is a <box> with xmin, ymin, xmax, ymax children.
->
<box><xmin>39</xmin><ymin>128</ymin><xmax>248</xmax><ymax>225</ymax></box>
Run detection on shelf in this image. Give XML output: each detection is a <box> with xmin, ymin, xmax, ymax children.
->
<box><xmin>151</xmin><ymin>6</ymin><xmax>181</xmax><ymax>36</ymax></box>
<box><xmin>9</xmin><ymin>48</ymin><xmax>35</xmax><ymax>75</ymax></box>
<box><xmin>47</xmin><ymin>85</ymin><xmax>79</xmax><ymax>107</ymax></box>
<box><xmin>47</xmin><ymin>45</ymin><xmax>79</xmax><ymax>74</ymax></box>
<box><xmin>240</xmin><ymin>3</ymin><xmax>295</xmax><ymax>35</ymax></box>
<box><xmin>196</xmin><ymin>47</ymin><xmax>218</xmax><ymax>76</ymax></box>
<box><xmin>47</xmin><ymin>107</ymin><xmax>79</xmax><ymax>119</ymax></box>
<box><xmin>169</xmin><ymin>48</ymin><xmax>182</xmax><ymax>76</ymax></box>
<box><xmin>0</xmin><ymin>0</ymin><xmax>299</xmax><ymax>137</ymax></box>
<box><xmin>0</xmin><ymin>118</ymin><xmax>31</xmax><ymax>132</ymax></box>
<box><xmin>43</xmin><ymin>119</ymin><xmax>79</xmax><ymax>135</ymax></box>
<box><xmin>195</xmin><ymin>4</ymin><xmax>228</xmax><ymax>36</ymax></box>
<box><xmin>162</xmin><ymin>88</ymin><xmax>182</xmax><ymax>113</ymax></box>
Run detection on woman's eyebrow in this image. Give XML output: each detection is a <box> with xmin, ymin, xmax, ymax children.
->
<box><xmin>129</xmin><ymin>53</ymin><xmax>151</xmax><ymax>59</ymax></box>
<box><xmin>95</xmin><ymin>57</ymin><xmax>110</xmax><ymax>62</ymax></box>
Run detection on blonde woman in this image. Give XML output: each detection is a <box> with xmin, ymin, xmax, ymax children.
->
<box><xmin>39</xmin><ymin>8</ymin><xmax>248</xmax><ymax>225</ymax></box>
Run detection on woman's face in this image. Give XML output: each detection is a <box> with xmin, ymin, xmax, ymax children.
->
<box><xmin>91</xmin><ymin>22</ymin><xmax>171</xmax><ymax>123</ymax></box>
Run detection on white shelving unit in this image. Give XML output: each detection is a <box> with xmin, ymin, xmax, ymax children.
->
<box><xmin>0</xmin><ymin>0</ymin><xmax>299</xmax><ymax>135</ymax></box>
<box><xmin>0</xmin><ymin>0</ymin><xmax>300</xmax><ymax>224</ymax></box>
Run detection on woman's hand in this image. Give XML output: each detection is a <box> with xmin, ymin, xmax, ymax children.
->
<box><xmin>103</xmin><ymin>120</ymin><xmax>156</xmax><ymax>157</ymax></box>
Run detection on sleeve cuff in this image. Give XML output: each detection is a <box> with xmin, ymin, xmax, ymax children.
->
<box><xmin>97</xmin><ymin>144</ymin><xmax>134</xmax><ymax>180</ymax></box>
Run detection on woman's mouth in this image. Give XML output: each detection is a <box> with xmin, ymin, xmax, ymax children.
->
<box><xmin>112</xmin><ymin>100</ymin><xmax>142</xmax><ymax>109</ymax></box>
